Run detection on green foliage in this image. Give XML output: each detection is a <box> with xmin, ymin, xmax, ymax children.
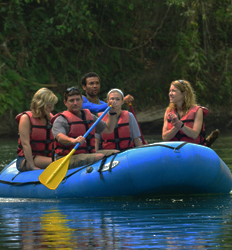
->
<box><xmin>162</xmin><ymin>0</ymin><xmax>232</xmax><ymax>106</ymax></box>
<box><xmin>0</xmin><ymin>0</ymin><xmax>232</xmax><ymax>121</ymax></box>
<box><xmin>0</xmin><ymin>68</ymin><xmax>37</xmax><ymax>116</ymax></box>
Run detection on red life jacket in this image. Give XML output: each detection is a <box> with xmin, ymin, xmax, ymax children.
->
<box><xmin>16</xmin><ymin>111</ymin><xmax>55</xmax><ymax>157</ymax></box>
<box><xmin>167</xmin><ymin>106</ymin><xmax>209</xmax><ymax>145</ymax></box>
<box><xmin>98</xmin><ymin>110</ymin><xmax>134</xmax><ymax>150</ymax></box>
<box><xmin>52</xmin><ymin>109</ymin><xmax>95</xmax><ymax>156</ymax></box>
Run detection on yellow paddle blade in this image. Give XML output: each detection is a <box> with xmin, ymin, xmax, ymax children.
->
<box><xmin>39</xmin><ymin>156</ymin><xmax>71</xmax><ymax>190</ymax></box>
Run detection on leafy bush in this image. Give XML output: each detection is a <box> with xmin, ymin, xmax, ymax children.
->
<box><xmin>1</xmin><ymin>0</ymin><xmax>232</xmax><ymax>118</ymax></box>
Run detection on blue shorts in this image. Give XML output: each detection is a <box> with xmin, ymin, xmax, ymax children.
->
<box><xmin>16</xmin><ymin>155</ymin><xmax>25</xmax><ymax>171</ymax></box>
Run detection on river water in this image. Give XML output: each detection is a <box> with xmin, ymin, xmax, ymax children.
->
<box><xmin>0</xmin><ymin>134</ymin><xmax>232</xmax><ymax>249</ymax></box>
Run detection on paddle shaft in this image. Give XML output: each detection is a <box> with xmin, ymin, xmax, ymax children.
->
<box><xmin>129</xmin><ymin>103</ymin><xmax>146</xmax><ymax>145</ymax></box>
<box><xmin>74</xmin><ymin>105</ymin><xmax>112</xmax><ymax>150</ymax></box>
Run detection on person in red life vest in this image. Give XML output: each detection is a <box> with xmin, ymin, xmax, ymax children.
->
<box><xmin>95</xmin><ymin>89</ymin><xmax>143</xmax><ymax>151</ymax></box>
<box><xmin>16</xmin><ymin>88</ymin><xmax>58</xmax><ymax>171</ymax></box>
<box><xmin>162</xmin><ymin>80</ymin><xmax>209</xmax><ymax>145</ymax></box>
<box><xmin>52</xmin><ymin>87</ymin><xmax>118</xmax><ymax>169</ymax></box>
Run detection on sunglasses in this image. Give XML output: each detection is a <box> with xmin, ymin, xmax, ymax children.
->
<box><xmin>178</xmin><ymin>80</ymin><xmax>184</xmax><ymax>84</ymax></box>
<box><xmin>66</xmin><ymin>87</ymin><xmax>79</xmax><ymax>93</ymax></box>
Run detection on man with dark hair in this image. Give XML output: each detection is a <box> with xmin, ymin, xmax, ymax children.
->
<box><xmin>81</xmin><ymin>72</ymin><xmax>134</xmax><ymax>114</ymax></box>
<box><xmin>52</xmin><ymin>87</ymin><xmax>118</xmax><ymax>168</ymax></box>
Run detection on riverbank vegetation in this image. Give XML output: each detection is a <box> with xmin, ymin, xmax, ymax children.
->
<box><xmin>1</xmin><ymin>0</ymin><xmax>232</xmax><ymax>134</ymax></box>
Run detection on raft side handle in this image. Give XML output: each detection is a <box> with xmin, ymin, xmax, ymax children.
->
<box><xmin>101</xmin><ymin>161</ymin><xmax>120</xmax><ymax>172</ymax></box>
<box><xmin>174</xmin><ymin>148</ymin><xmax>181</xmax><ymax>153</ymax></box>
<box><xmin>109</xmin><ymin>154</ymin><xmax>118</xmax><ymax>172</ymax></box>
<box><xmin>173</xmin><ymin>142</ymin><xmax>188</xmax><ymax>153</ymax></box>
<box><xmin>62</xmin><ymin>178</ymin><xmax>67</xmax><ymax>184</ymax></box>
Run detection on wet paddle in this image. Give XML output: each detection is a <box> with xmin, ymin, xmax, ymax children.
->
<box><xmin>129</xmin><ymin>103</ymin><xmax>146</xmax><ymax>145</ymax></box>
<box><xmin>39</xmin><ymin>105</ymin><xmax>112</xmax><ymax>190</ymax></box>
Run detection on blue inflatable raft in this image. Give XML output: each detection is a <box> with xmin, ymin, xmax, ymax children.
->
<box><xmin>0</xmin><ymin>142</ymin><xmax>231</xmax><ymax>199</ymax></box>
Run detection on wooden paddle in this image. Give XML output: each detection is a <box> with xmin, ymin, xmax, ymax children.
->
<box><xmin>39</xmin><ymin>105</ymin><xmax>112</xmax><ymax>190</ymax></box>
<box><xmin>129</xmin><ymin>103</ymin><xmax>146</xmax><ymax>145</ymax></box>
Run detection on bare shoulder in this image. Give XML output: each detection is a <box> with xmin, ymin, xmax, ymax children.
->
<box><xmin>19</xmin><ymin>113</ymin><xmax>31</xmax><ymax>133</ymax></box>
<box><xmin>20</xmin><ymin>113</ymin><xmax>30</xmax><ymax>124</ymax></box>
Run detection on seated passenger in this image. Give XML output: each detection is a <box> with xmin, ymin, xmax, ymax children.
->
<box><xmin>95</xmin><ymin>89</ymin><xmax>143</xmax><ymax>151</ymax></box>
<box><xmin>51</xmin><ymin>87</ymin><xmax>118</xmax><ymax>169</ymax></box>
<box><xmin>16</xmin><ymin>88</ymin><xmax>58</xmax><ymax>171</ymax></box>
<box><xmin>162</xmin><ymin>80</ymin><xmax>208</xmax><ymax>145</ymax></box>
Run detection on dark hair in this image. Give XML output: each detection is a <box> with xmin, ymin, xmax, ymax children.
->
<box><xmin>81</xmin><ymin>72</ymin><xmax>100</xmax><ymax>86</ymax></box>
<box><xmin>64</xmin><ymin>87</ymin><xmax>82</xmax><ymax>101</ymax></box>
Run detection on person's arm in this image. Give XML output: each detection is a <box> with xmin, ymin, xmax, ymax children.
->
<box><xmin>96</xmin><ymin>112</ymin><xmax>117</xmax><ymax>134</ymax></box>
<box><xmin>123</xmin><ymin>94</ymin><xmax>134</xmax><ymax>104</ymax></box>
<box><xmin>129</xmin><ymin>113</ymin><xmax>143</xmax><ymax>147</ymax></box>
<box><xmin>95</xmin><ymin>131</ymin><xmax>101</xmax><ymax>151</ymax></box>
<box><xmin>82</xmin><ymin>96</ymin><xmax>108</xmax><ymax>113</ymax></box>
<box><xmin>133</xmin><ymin>137</ymin><xmax>143</xmax><ymax>147</ymax></box>
<box><xmin>95</xmin><ymin>99</ymin><xmax>117</xmax><ymax>134</ymax></box>
<box><xmin>162</xmin><ymin>110</ymin><xmax>180</xmax><ymax>141</ymax></box>
<box><xmin>95</xmin><ymin>137</ymin><xmax>101</xmax><ymax>151</ymax></box>
<box><xmin>162</xmin><ymin>108</ymin><xmax>204</xmax><ymax>141</ymax></box>
<box><xmin>18</xmin><ymin>114</ymin><xmax>38</xmax><ymax>170</ymax></box>
<box><xmin>56</xmin><ymin>133</ymin><xmax>86</xmax><ymax>145</ymax></box>
<box><xmin>179</xmin><ymin>108</ymin><xmax>203</xmax><ymax>139</ymax></box>
<box><xmin>52</xmin><ymin>116</ymin><xmax>86</xmax><ymax>146</ymax></box>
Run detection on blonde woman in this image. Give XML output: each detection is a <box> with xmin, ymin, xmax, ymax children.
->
<box><xmin>16</xmin><ymin>88</ymin><xmax>58</xmax><ymax>171</ymax></box>
<box><xmin>162</xmin><ymin>80</ymin><xmax>209</xmax><ymax>145</ymax></box>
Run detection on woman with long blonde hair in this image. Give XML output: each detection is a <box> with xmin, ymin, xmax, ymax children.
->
<box><xmin>162</xmin><ymin>80</ymin><xmax>208</xmax><ymax>145</ymax></box>
<box><xmin>16</xmin><ymin>88</ymin><xmax>58</xmax><ymax>171</ymax></box>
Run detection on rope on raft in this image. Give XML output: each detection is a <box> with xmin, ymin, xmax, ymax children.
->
<box><xmin>0</xmin><ymin>142</ymin><xmax>188</xmax><ymax>186</ymax></box>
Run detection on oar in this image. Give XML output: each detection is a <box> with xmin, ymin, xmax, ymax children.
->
<box><xmin>129</xmin><ymin>103</ymin><xmax>146</xmax><ymax>145</ymax></box>
<box><xmin>39</xmin><ymin>105</ymin><xmax>112</xmax><ymax>190</ymax></box>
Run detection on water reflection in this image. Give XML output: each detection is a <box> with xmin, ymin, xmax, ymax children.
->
<box><xmin>0</xmin><ymin>196</ymin><xmax>232</xmax><ymax>249</ymax></box>
<box><xmin>40</xmin><ymin>210</ymin><xmax>75</xmax><ymax>249</ymax></box>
